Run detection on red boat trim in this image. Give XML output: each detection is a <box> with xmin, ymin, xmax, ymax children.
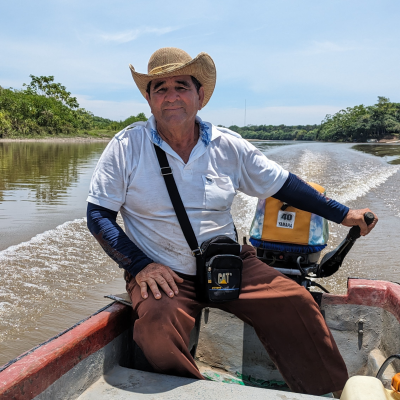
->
<box><xmin>0</xmin><ymin>302</ymin><xmax>131</xmax><ymax>400</ymax></box>
<box><xmin>322</xmin><ymin>278</ymin><xmax>400</xmax><ymax>323</ymax></box>
<box><xmin>0</xmin><ymin>302</ymin><xmax>114</xmax><ymax>374</ymax></box>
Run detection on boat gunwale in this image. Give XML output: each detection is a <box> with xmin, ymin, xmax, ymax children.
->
<box><xmin>0</xmin><ymin>302</ymin><xmax>131</xmax><ymax>400</ymax></box>
<box><xmin>0</xmin><ymin>303</ymin><xmax>115</xmax><ymax>374</ymax></box>
<box><xmin>322</xmin><ymin>278</ymin><xmax>400</xmax><ymax>324</ymax></box>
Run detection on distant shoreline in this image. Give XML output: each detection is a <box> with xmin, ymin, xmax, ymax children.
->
<box><xmin>0</xmin><ymin>137</ymin><xmax>270</xmax><ymax>143</ymax></box>
<box><xmin>1</xmin><ymin>137</ymin><xmax>398</xmax><ymax>144</ymax></box>
<box><xmin>246</xmin><ymin>138</ymin><xmax>400</xmax><ymax>143</ymax></box>
<box><xmin>0</xmin><ymin>136</ymin><xmax>112</xmax><ymax>143</ymax></box>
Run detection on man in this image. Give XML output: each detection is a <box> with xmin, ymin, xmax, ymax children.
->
<box><xmin>87</xmin><ymin>47</ymin><xmax>377</xmax><ymax>396</ymax></box>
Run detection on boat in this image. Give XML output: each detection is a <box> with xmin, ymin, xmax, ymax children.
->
<box><xmin>0</xmin><ymin>277</ymin><xmax>399</xmax><ymax>400</ymax></box>
<box><xmin>1</xmin><ymin>208</ymin><xmax>399</xmax><ymax>399</ymax></box>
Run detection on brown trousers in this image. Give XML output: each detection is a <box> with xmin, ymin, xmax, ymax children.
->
<box><xmin>125</xmin><ymin>245</ymin><xmax>348</xmax><ymax>395</ymax></box>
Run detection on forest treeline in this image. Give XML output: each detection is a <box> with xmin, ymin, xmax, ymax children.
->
<box><xmin>229</xmin><ymin>97</ymin><xmax>400</xmax><ymax>142</ymax></box>
<box><xmin>228</xmin><ymin>123</ymin><xmax>318</xmax><ymax>141</ymax></box>
<box><xmin>0</xmin><ymin>75</ymin><xmax>147</xmax><ymax>138</ymax></box>
<box><xmin>1</xmin><ymin>76</ymin><xmax>399</xmax><ymax>141</ymax></box>
<box><xmin>317</xmin><ymin>97</ymin><xmax>400</xmax><ymax>141</ymax></box>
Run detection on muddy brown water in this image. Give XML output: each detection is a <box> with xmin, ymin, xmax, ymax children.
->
<box><xmin>0</xmin><ymin>140</ymin><xmax>399</xmax><ymax>367</ymax></box>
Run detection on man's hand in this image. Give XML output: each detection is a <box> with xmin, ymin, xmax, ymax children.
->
<box><xmin>135</xmin><ymin>263</ymin><xmax>184</xmax><ymax>300</ymax></box>
<box><xmin>341</xmin><ymin>208</ymin><xmax>378</xmax><ymax>236</ymax></box>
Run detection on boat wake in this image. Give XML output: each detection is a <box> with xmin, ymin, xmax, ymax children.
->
<box><xmin>0</xmin><ymin>218</ymin><xmax>119</xmax><ymax>342</ymax></box>
<box><xmin>267</xmin><ymin>144</ymin><xmax>400</xmax><ymax>212</ymax></box>
<box><xmin>232</xmin><ymin>143</ymin><xmax>400</xmax><ymax>242</ymax></box>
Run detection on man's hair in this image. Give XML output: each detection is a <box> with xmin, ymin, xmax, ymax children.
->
<box><xmin>146</xmin><ymin>76</ymin><xmax>202</xmax><ymax>97</ymax></box>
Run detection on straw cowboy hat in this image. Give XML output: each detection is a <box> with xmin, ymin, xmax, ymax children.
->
<box><xmin>129</xmin><ymin>47</ymin><xmax>216</xmax><ymax>107</ymax></box>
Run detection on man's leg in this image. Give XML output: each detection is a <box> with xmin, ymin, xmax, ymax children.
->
<box><xmin>221</xmin><ymin>245</ymin><xmax>348</xmax><ymax>395</ymax></box>
<box><xmin>125</xmin><ymin>272</ymin><xmax>204</xmax><ymax>379</ymax></box>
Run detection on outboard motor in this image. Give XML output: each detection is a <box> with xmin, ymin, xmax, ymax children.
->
<box><xmin>249</xmin><ymin>182</ymin><xmax>374</xmax><ymax>293</ymax></box>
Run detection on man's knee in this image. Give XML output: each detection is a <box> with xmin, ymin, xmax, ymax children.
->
<box><xmin>136</xmin><ymin>296</ymin><xmax>179</xmax><ymax>326</ymax></box>
<box><xmin>134</xmin><ymin>299</ymin><xmax>175</xmax><ymax>349</ymax></box>
<box><xmin>133</xmin><ymin>296</ymin><xmax>196</xmax><ymax>368</ymax></box>
<box><xmin>134</xmin><ymin>296</ymin><xmax>194</xmax><ymax>343</ymax></box>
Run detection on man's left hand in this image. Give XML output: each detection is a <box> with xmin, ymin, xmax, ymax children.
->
<box><xmin>341</xmin><ymin>208</ymin><xmax>378</xmax><ymax>236</ymax></box>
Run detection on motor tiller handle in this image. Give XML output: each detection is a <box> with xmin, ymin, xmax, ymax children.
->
<box><xmin>317</xmin><ymin>211</ymin><xmax>375</xmax><ymax>278</ymax></box>
<box><xmin>348</xmin><ymin>211</ymin><xmax>375</xmax><ymax>240</ymax></box>
<box><xmin>364</xmin><ymin>211</ymin><xmax>376</xmax><ymax>225</ymax></box>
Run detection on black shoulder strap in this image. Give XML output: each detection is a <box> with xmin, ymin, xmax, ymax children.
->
<box><xmin>153</xmin><ymin>144</ymin><xmax>202</xmax><ymax>256</ymax></box>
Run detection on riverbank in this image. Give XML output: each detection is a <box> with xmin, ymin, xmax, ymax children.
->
<box><xmin>0</xmin><ymin>136</ymin><xmax>112</xmax><ymax>143</ymax></box>
<box><xmin>0</xmin><ymin>129</ymin><xmax>115</xmax><ymax>142</ymax></box>
<box><xmin>377</xmin><ymin>138</ymin><xmax>400</xmax><ymax>143</ymax></box>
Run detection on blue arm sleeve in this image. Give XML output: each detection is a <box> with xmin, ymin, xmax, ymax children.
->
<box><xmin>86</xmin><ymin>202</ymin><xmax>154</xmax><ymax>277</ymax></box>
<box><xmin>272</xmin><ymin>173</ymin><xmax>349</xmax><ymax>224</ymax></box>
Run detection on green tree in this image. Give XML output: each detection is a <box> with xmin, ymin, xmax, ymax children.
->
<box><xmin>295</xmin><ymin>129</ymin><xmax>308</xmax><ymax>140</ymax></box>
<box><xmin>318</xmin><ymin>97</ymin><xmax>400</xmax><ymax>142</ymax></box>
<box><xmin>0</xmin><ymin>76</ymin><xmax>150</xmax><ymax>138</ymax></box>
<box><xmin>23</xmin><ymin>75</ymin><xmax>79</xmax><ymax>109</ymax></box>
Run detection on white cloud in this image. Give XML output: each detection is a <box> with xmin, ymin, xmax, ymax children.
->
<box><xmin>301</xmin><ymin>40</ymin><xmax>358</xmax><ymax>55</ymax></box>
<box><xmin>91</xmin><ymin>27</ymin><xmax>179</xmax><ymax>44</ymax></box>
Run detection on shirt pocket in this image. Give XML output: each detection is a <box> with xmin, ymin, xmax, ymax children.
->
<box><xmin>202</xmin><ymin>175</ymin><xmax>236</xmax><ymax>211</ymax></box>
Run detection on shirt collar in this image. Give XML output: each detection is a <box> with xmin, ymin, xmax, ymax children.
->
<box><xmin>144</xmin><ymin>115</ymin><xmax>221</xmax><ymax>148</ymax></box>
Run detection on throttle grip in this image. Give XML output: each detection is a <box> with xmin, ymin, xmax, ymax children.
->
<box><xmin>317</xmin><ymin>211</ymin><xmax>375</xmax><ymax>278</ymax></box>
<box><xmin>349</xmin><ymin>211</ymin><xmax>375</xmax><ymax>239</ymax></box>
<box><xmin>364</xmin><ymin>211</ymin><xmax>375</xmax><ymax>226</ymax></box>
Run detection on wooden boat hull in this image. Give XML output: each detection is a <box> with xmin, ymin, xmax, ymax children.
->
<box><xmin>1</xmin><ymin>278</ymin><xmax>399</xmax><ymax>399</ymax></box>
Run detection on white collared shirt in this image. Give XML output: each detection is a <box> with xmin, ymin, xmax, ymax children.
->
<box><xmin>87</xmin><ymin>115</ymin><xmax>288</xmax><ymax>275</ymax></box>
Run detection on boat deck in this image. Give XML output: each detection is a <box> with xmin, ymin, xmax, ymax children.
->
<box><xmin>77</xmin><ymin>366</ymin><xmax>321</xmax><ymax>400</ymax></box>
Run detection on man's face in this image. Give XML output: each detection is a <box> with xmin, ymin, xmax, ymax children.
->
<box><xmin>145</xmin><ymin>75</ymin><xmax>204</xmax><ymax>128</ymax></box>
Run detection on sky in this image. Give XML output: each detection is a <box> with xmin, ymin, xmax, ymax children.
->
<box><xmin>1</xmin><ymin>0</ymin><xmax>399</xmax><ymax>126</ymax></box>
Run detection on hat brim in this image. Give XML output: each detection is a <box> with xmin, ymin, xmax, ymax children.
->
<box><xmin>129</xmin><ymin>52</ymin><xmax>216</xmax><ymax>107</ymax></box>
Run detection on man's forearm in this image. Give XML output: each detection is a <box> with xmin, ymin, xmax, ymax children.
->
<box><xmin>86</xmin><ymin>202</ymin><xmax>154</xmax><ymax>277</ymax></box>
<box><xmin>272</xmin><ymin>172</ymin><xmax>349</xmax><ymax>224</ymax></box>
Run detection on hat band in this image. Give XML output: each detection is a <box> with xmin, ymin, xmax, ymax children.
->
<box><xmin>149</xmin><ymin>62</ymin><xmax>186</xmax><ymax>75</ymax></box>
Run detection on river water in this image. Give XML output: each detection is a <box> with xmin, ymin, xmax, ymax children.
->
<box><xmin>0</xmin><ymin>140</ymin><xmax>399</xmax><ymax>366</ymax></box>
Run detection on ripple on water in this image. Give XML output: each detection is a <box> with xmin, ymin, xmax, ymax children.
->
<box><xmin>0</xmin><ymin>218</ymin><xmax>121</xmax><ymax>342</ymax></box>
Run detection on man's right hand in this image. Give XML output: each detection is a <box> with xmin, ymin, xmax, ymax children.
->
<box><xmin>135</xmin><ymin>263</ymin><xmax>184</xmax><ymax>300</ymax></box>
<box><xmin>341</xmin><ymin>208</ymin><xmax>378</xmax><ymax>236</ymax></box>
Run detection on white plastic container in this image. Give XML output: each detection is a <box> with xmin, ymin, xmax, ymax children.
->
<box><xmin>340</xmin><ymin>376</ymin><xmax>400</xmax><ymax>400</ymax></box>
